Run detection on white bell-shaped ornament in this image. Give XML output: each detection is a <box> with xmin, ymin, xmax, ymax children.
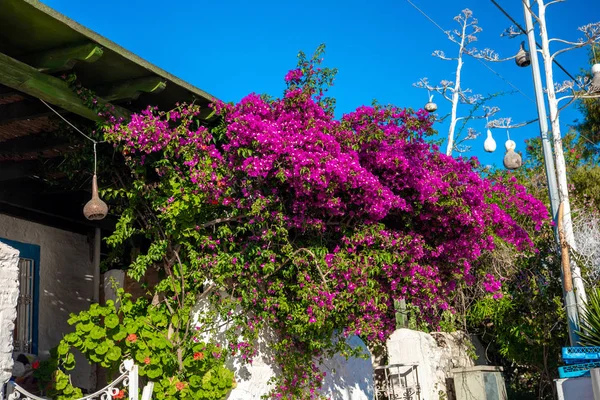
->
<box><xmin>590</xmin><ymin>63</ymin><xmax>600</xmax><ymax>93</ymax></box>
<box><xmin>483</xmin><ymin>129</ymin><xmax>497</xmax><ymax>153</ymax></box>
<box><xmin>503</xmin><ymin>139</ymin><xmax>522</xmax><ymax>170</ymax></box>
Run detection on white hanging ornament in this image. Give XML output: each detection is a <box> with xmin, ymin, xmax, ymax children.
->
<box><xmin>483</xmin><ymin>129</ymin><xmax>497</xmax><ymax>153</ymax></box>
<box><xmin>424</xmin><ymin>91</ymin><xmax>437</xmax><ymax>112</ymax></box>
<box><xmin>503</xmin><ymin>134</ymin><xmax>522</xmax><ymax>170</ymax></box>
<box><xmin>590</xmin><ymin>63</ymin><xmax>600</xmax><ymax>93</ymax></box>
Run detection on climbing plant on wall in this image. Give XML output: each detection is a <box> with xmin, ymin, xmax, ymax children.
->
<box><xmin>49</xmin><ymin>45</ymin><xmax>548</xmax><ymax>400</ymax></box>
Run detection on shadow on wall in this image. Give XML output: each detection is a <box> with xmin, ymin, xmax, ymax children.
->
<box><xmin>191</xmin><ymin>291</ymin><xmax>374</xmax><ymax>400</ymax></box>
<box><xmin>318</xmin><ymin>335</ymin><xmax>374</xmax><ymax>400</ymax></box>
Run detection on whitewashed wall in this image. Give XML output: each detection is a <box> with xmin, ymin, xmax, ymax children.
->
<box><xmin>386</xmin><ymin>328</ymin><xmax>483</xmax><ymax>400</ymax></box>
<box><xmin>0</xmin><ymin>214</ymin><xmax>95</xmax><ymax>390</ymax></box>
<box><xmin>0</xmin><ymin>242</ymin><xmax>20</xmax><ymax>387</ymax></box>
<box><xmin>192</xmin><ymin>295</ymin><xmax>374</xmax><ymax>399</ymax></box>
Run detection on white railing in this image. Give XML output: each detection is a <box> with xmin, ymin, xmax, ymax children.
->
<box><xmin>5</xmin><ymin>360</ymin><xmax>153</xmax><ymax>400</ymax></box>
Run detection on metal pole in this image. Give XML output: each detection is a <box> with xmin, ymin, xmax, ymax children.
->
<box><xmin>523</xmin><ymin>0</ymin><xmax>579</xmax><ymax>345</ymax></box>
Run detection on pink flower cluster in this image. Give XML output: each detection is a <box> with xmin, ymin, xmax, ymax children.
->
<box><xmin>106</xmin><ymin>60</ymin><xmax>548</xmax><ymax>399</ymax></box>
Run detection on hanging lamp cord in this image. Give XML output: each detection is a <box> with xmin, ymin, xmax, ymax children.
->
<box><xmin>39</xmin><ymin>99</ymin><xmax>106</xmax><ymax>146</ymax></box>
<box><xmin>39</xmin><ymin>99</ymin><xmax>106</xmax><ymax>176</ymax></box>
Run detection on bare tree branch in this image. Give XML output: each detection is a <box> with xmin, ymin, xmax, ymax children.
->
<box><xmin>524</xmin><ymin>0</ymin><xmax>541</xmax><ymax>23</ymax></box>
<box><xmin>501</xmin><ymin>25</ymin><xmax>523</xmax><ymax>38</ymax></box>
<box><xmin>432</xmin><ymin>50</ymin><xmax>457</xmax><ymax>61</ymax></box>
<box><xmin>487</xmin><ymin>117</ymin><xmax>539</xmax><ymax>129</ymax></box>
<box><xmin>551</xmin><ymin>22</ymin><xmax>600</xmax><ymax>60</ymax></box>
<box><xmin>553</xmin><ymin>77</ymin><xmax>600</xmax><ymax>106</ymax></box>
<box><xmin>471</xmin><ymin>48</ymin><xmax>517</xmax><ymax>62</ymax></box>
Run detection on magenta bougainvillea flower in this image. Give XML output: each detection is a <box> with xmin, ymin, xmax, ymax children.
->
<box><xmin>105</xmin><ymin>48</ymin><xmax>548</xmax><ymax>399</ymax></box>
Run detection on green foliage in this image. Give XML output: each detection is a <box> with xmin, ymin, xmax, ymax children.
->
<box><xmin>464</xmin><ymin>165</ymin><xmax>567</xmax><ymax>399</ymax></box>
<box><xmin>576</xmin><ymin>45</ymin><xmax>600</xmax><ymax>161</ymax></box>
<box><xmin>577</xmin><ymin>287</ymin><xmax>600</xmax><ymax>346</ymax></box>
<box><xmin>50</xmin><ymin>290</ymin><xmax>234</xmax><ymax>400</ymax></box>
<box><xmin>571</xmin><ymin>165</ymin><xmax>600</xmax><ymax>210</ymax></box>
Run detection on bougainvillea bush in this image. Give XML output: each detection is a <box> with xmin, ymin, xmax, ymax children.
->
<box><xmin>53</xmin><ymin>46</ymin><xmax>548</xmax><ymax>400</ymax></box>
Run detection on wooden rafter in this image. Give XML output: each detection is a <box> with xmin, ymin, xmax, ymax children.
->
<box><xmin>23</xmin><ymin>43</ymin><xmax>104</xmax><ymax>73</ymax></box>
<box><xmin>0</xmin><ymin>50</ymin><xmax>129</xmax><ymax>122</ymax></box>
<box><xmin>98</xmin><ymin>76</ymin><xmax>167</xmax><ymax>102</ymax></box>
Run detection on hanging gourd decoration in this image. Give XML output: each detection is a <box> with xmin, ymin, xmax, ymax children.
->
<box><xmin>590</xmin><ymin>63</ymin><xmax>600</xmax><ymax>93</ymax></box>
<box><xmin>83</xmin><ymin>144</ymin><xmax>108</xmax><ymax>220</ymax></box>
<box><xmin>484</xmin><ymin>129</ymin><xmax>497</xmax><ymax>153</ymax></box>
<box><xmin>515</xmin><ymin>41</ymin><xmax>531</xmax><ymax>68</ymax></box>
<box><xmin>503</xmin><ymin>138</ymin><xmax>522</xmax><ymax>170</ymax></box>
<box><xmin>424</xmin><ymin>91</ymin><xmax>437</xmax><ymax>112</ymax></box>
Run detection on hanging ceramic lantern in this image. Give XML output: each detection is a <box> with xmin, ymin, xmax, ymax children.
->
<box><xmin>83</xmin><ymin>174</ymin><xmax>108</xmax><ymax>220</ymax></box>
<box><xmin>591</xmin><ymin>63</ymin><xmax>600</xmax><ymax>93</ymax></box>
<box><xmin>515</xmin><ymin>42</ymin><xmax>531</xmax><ymax>68</ymax></box>
<box><xmin>484</xmin><ymin>129</ymin><xmax>497</xmax><ymax>153</ymax></box>
<box><xmin>503</xmin><ymin>139</ymin><xmax>522</xmax><ymax>170</ymax></box>
<box><xmin>424</xmin><ymin>101</ymin><xmax>437</xmax><ymax>112</ymax></box>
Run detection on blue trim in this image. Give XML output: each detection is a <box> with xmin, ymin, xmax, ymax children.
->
<box><xmin>0</xmin><ymin>238</ymin><xmax>40</xmax><ymax>355</ymax></box>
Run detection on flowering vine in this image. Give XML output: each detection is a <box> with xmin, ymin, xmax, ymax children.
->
<box><xmin>57</xmin><ymin>46</ymin><xmax>548</xmax><ymax>399</ymax></box>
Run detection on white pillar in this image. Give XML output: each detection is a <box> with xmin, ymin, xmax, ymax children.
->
<box><xmin>0</xmin><ymin>242</ymin><xmax>20</xmax><ymax>386</ymax></box>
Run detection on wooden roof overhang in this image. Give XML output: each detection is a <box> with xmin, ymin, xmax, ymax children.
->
<box><xmin>0</xmin><ymin>0</ymin><xmax>218</xmax><ymax>234</ymax></box>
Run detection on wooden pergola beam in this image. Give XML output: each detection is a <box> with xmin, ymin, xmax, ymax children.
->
<box><xmin>23</xmin><ymin>43</ymin><xmax>104</xmax><ymax>73</ymax></box>
<box><xmin>0</xmin><ymin>50</ymin><xmax>129</xmax><ymax>122</ymax></box>
<box><xmin>99</xmin><ymin>76</ymin><xmax>166</xmax><ymax>102</ymax></box>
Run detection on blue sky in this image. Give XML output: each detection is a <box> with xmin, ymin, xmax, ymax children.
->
<box><xmin>41</xmin><ymin>0</ymin><xmax>600</xmax><ymax>167</ymax></box>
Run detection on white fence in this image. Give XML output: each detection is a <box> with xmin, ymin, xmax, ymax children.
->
<box><xmin>5</xmin><ymin>360</ymin><xmax>153</xmax><ymax>400</ymax></box>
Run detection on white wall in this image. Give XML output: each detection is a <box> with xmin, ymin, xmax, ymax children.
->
<box><xmin>386</xmin><ymin>329</ymin><xmax>481</xmax><ymax>400</ymax></box>
<box><xmin>0</xmin><ymin>242</ymin><xmax>20</xmax><ymax>386</ymax></box>
<box><xmin>556</xmin><ymin>377</ymin><xmax>594</xmax><ymax>400</ymax></box>
<box><xmin>0</xmin><ymin>214</ymin><xmax>95</xmax><ymax>390</ymax></box>
<box><xmin>192</xmin><ymin>294</ymin><xmax>374</xmax><ymax>399</ymax></box>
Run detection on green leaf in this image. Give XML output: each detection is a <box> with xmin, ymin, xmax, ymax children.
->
<box><xmin>106</xmin><ymin>346</ymin><xmax>122</xmax><ymax>361</ymax></box>
<box><xmin>57</xmin><ymin>342</ymin><xmax>70</xmax><ymax>356</ymax></box>
<box><xmin>90</xmin><ymin>326</ymin><xmax>106</xmax><ymax>340</ymax></box>
<box><xmin>146</xmin><ymin>365</ymin><xmax>163</xmax><ymax>379</ymax></box>
<box><xmin>105</xmin><ymin>314</ymin><xmax>119</xmax><ymax>329</ymax></box>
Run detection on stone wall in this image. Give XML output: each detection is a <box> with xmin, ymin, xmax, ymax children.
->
<box><xmin>0</xmin><ymin>242</ymin><xmax>19</xmax><ymax>386</ymax></box>
<box><xmin>0</xmin><ymin>214</ymin><xmax>95</xmax><ymax>390</ymax></box>
<box><xmin>386</xmin><ymin>329</ymin><xmax>485</xmax><ymax>400</ymax></box>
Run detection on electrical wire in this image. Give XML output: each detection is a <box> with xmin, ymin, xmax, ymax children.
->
<box><xmin>405</xmin><ymin>0</ymin><xmax>536</xmax><ymax>103</ymax></box>
<box><xmin>404</xmin><ymin>0</ymin><xmax>448</xmax><ymax>34</ymax></box>
<box><xmin>489</xmin><ymin>0</ymin><xmax>580</xmax><ymax>83</ymax></box>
